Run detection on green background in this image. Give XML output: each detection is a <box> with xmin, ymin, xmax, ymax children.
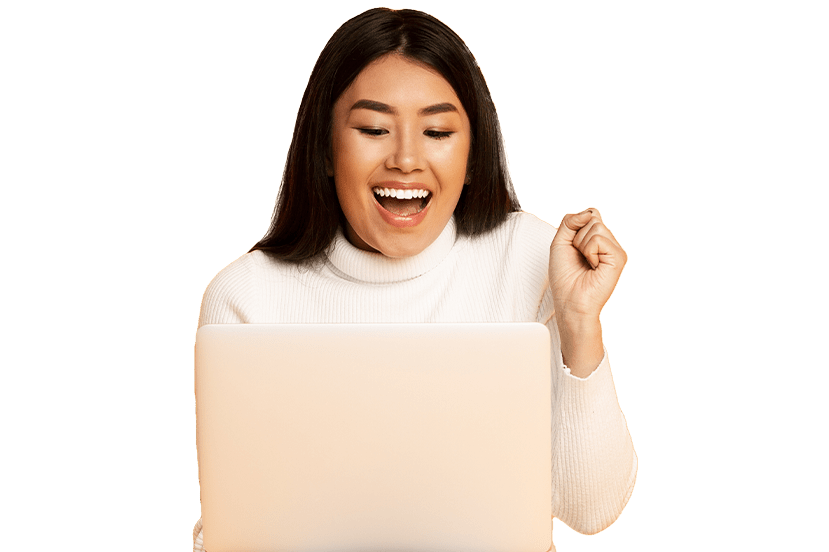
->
<box><xmin>0</xmin><ymin>1</ymin><xmax>829</xmax><ymax>551</ymax></box>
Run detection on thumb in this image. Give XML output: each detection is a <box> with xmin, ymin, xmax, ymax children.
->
<box><xmin>552</xmin><ymin>209</ymin><xmax>594</xmax><ymax>245</ymax></box>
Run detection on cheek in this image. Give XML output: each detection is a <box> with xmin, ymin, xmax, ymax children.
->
<box><xmin>334</xmin><ymin>137</ymin><xmax>381</xmax><ymax>181</ymax></box>
<box><xmin>432</xmin><ymin>141</ymin><xmax>470</xmax><ymax>180</ymax></box>
<box><xmin>332</xmin><ymin>143</ymin><xmax>375</xmax><ymax>223</ymax></box>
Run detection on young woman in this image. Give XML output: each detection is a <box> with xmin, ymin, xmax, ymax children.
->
<box><xmin>195</xmin><ymin>8</ymin><xmax>636</xmax><ymax>551</ymax></box>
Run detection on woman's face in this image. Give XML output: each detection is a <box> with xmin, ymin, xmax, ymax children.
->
<box><xmin>329</xmin><ymin>54</ymin><xmax>471</xmax><ymax>258</ymax></box>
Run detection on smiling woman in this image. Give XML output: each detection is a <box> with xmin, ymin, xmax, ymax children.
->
<box><xmin>248</xmin><ymin>7</ymin><xmax>518</xmax><ymax>262</ymax></box>
<box><xmin>196</xmin><ymin>7</ymin><xmax>636</xmax><ymax>552</ymax></box>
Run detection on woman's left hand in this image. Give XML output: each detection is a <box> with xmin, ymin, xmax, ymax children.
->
<box><xmin>548</xmin><ymin>208</ymin><xmax>626</xmax><ymax>375</ymax></box>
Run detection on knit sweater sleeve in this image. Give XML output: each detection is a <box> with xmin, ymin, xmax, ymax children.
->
<box><xmin>515</xmin><ymin>212</ymin><xmax>637</xmax><ymax>534</ymax></box>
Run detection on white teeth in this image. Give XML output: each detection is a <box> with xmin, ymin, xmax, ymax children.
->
<box><xmin>373</xmin><ymin>187</ymin><xmax>430</xmax><ymax>199</ymax></box>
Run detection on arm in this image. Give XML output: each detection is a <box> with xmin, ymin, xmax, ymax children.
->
<box><xmin>545</xmin><ymin>208</ymin><xmax>637</xmax><ymax>532</ymax></box>
<box><xmin>193</xmin><ymin>518</ymin><xmax>205</xmax><ymax>552</ymax></box>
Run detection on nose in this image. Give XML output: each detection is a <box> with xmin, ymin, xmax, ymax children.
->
<box><xmin>385</xmin><ymin>130</ymin><xmax>424</xmax><ymax>173</ymax></box>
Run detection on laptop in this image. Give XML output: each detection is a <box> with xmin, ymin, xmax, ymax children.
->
<box><xmin>195</xmin><ymin>323</ymin><xmax>553</xmax><ymax>552</ymax></box>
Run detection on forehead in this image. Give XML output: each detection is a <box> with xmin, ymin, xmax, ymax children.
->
<box><xmin>337</xmin><ymin>54</ymin><xmax>463</xmax><ymax>111</ymax></box>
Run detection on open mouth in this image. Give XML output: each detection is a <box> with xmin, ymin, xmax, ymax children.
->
<box><xmin>372</xmin><ymin>187</ymin><xmax>432</xmax><ymax>217</ymax></box>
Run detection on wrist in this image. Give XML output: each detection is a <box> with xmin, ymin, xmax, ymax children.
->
<box><xmin>555</xmin><ymin>314</ymin><xmax>603</xmax><ymax>378</ymax></box>
<box><xmin>556</xmin><ymin>311</ymin><xmax>600</xmax><ymax>333</ymax></box>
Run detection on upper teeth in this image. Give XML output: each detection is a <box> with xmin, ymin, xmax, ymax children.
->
<box><xmin>373</xmin><ymin>187</ymin><xmax>430</xmax><ymax>199</ymax></box>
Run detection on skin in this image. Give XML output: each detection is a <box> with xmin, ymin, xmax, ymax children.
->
<box><xmin>329</xmin><ymin>54</ymin><xmax>471</xmax><ymax>259</ymax></box>
<box><xmin>330</xmin><ymin>54</ymin><xmax>626</xmax><ymax>377</ymax></box>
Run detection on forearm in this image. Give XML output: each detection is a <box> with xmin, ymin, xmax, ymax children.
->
<box><xmin>543</xmin><ymin>312</ymin><xmax>637</xmax><ymax>533</ymax></box>
<box><xmin>550</xmin><ymin>351</ymin><xmax>638</xmax><ymax>534</ymax></box>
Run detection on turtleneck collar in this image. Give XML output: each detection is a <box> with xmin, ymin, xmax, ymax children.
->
<box><xmin>325</xmin><ymin>217</ymin><xmax>457</xmax><ymax>284</ymax></box>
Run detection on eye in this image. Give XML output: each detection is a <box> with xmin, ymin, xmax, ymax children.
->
<box><xmin>357</xmin><ymin>128</ymin><xmax>388</xmax><ymax>136</ymax></box>
<box><xmin>425</xmin><ymin>130</ymin><xmax>453</xmax><ymax>140</ymax></box>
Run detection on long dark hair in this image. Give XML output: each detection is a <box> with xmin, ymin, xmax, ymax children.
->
<box><xmin>250</xmin><ymin>8</ymin><xmax>520</xmax><ymax>261</ymax></box>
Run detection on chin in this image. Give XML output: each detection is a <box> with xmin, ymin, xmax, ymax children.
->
<box><xmin>372</xmin><ymin>235</ymin><xmax>434</xmax><ymax>259</ymax></box>
<box><xmin>374</xmin><ymin>238</ymin><xmax>430</xmax><ymax>259</ymax></box>
<box><xmin>345</xmin><ymin>218</ymin><xmax>440</xmax><ymax>259</ymax></box>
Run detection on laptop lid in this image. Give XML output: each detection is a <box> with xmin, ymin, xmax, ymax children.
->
<box><xmin>196</xmin><ymin>323</ymin><xmax>552</xmax><ymax>552</ymax></box>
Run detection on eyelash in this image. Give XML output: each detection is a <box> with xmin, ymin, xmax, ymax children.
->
<box><xmin>357</xmin><ymin>128</ymin><xmax>453</xmax><ymax>140</ymax></box>
<box><xmin>425</xmin><ymin>130</ymin><xmax>453</xmax><ymax>140</ymax></box>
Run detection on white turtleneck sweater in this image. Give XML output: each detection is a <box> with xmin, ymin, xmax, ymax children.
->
<box><xmin>193</xmin><ymin>211</ymin><xmax>637</xmax><ymax>551</ymax></box>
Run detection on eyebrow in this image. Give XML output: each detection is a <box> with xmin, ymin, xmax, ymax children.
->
<box><xmin>350</xmin><ymin>100</ymin><xmax>459</xmax><ymax>116</ymax></box>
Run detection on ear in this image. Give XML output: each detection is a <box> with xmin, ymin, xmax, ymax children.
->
<box><xmin>325</xmin><ymin>153</ymin><xmax>334</xmax><ymax>177</ymax></box>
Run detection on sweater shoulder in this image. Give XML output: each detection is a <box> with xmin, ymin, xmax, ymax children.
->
<box><xmin>198</xmin><ymin>251</ymin><xmax>267</xmax><ymax>327</ymax></box>
<box><xmin>455</xmin><ymin>211</ymin><xmax>554</xmax><ymax>267</ymax></box>
<box><xmin>509</xmin><ymin>210</ymin><xmax>557</xmax><ymax>245</ymax></box>
<box><xmin>205</xmin><ymin>250</ymin><xmax>265</xmax><ymax>289</ymax></box>
<box><xmin>506</xmin><ymin>212</ymin><xmax>556</xmax><ymax>317</ymax></box>
<box><xmin>499</xmin><ymin>210</ymin><xmax>556</xmax><ymax>273</ymax></box>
